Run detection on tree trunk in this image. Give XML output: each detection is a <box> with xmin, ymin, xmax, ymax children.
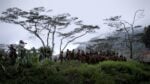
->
<box><xmin>35</xmin><ymin>34</ymin><xmax>46</xmax><ymax>47</ymax></box>
<box><xmin>51</xmin><ymin>26</ymin><xmax>56</xmax><ymax>55</ymax></box>
<box><xmin>46</xmin><ymin>30</ymin><xmax>51</xmax><ymax>47</ymax></box>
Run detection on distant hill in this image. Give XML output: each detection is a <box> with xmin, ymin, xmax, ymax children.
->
<box><xmin>0</xmin><ymin>44</ymin><xmax>8</xmax><ymax>50</ymax></box>
<box><xmin>77</xmin><ymin>28</ymin><xmax>150</xmax><ymax>62</ymax></box>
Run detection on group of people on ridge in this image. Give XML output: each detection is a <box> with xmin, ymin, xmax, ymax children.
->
<box><xmin>59</xmin><ymin>49</ymin><xmax>126</xmax><ymax>63</ymax></box>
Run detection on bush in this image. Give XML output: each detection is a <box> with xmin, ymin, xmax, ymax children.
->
<box><xmin>38</xmin><ymin>47</ymin><xmax>52</xmax><ymax>59</ymax></box>
<box><xmin>0</xmin><ymin>60</ymin><xmax>150</xmax><ymax>84</ymax></box>
<box><xmin>98</xmin><ymin>61</ymin><xmax>150</xmax><ymax>84</ymax></box>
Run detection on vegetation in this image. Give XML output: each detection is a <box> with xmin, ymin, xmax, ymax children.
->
<box><xmin>0</xmin><ymin>7</ymin><xmax>99</xmax><ymax>55</ymax></box>
<box><xmin>104</xmin><ymin>10</ymin><xmax>144</xmax><ymax>59</ymax></box>
<box><xmin>0</xmin><ymin>6</ymin><xmax>150</xmax><ymax>84</ymax></box>
<box><xmin>0</xmin><ymin>54</ymin><xmax>150</xmax><ymax>84</ymax></box>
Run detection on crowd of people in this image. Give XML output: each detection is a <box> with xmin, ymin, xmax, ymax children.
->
<box><xmin>1</xmin><ymin>40</ymin><xmax>126</xmax><ymax>65</ymax></box>
<box><xmin>59</xmin><ymin>49</ymin><xmax>126</xmax><ymax>64</ymax></box>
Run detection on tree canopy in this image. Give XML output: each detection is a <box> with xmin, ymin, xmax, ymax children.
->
<box><xmin>0</xmin><ymin>7</ymin><xmax>100</xmax><ymax>55</ymax></box>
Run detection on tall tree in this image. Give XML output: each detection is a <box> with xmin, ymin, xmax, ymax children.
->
<box><xmin>104</xmin><ymin>10</ymin><xmax>144</xmax><ymax>59</ymax></box>
<box><xmin>45</xmin><ymin>13</ymin><xmax>77</xmax><ymax>54</ymax></box>
<box><xmin>0</xmin><ymin>7</ymin><xmax>79</xmax><ymax>55</ymax></box>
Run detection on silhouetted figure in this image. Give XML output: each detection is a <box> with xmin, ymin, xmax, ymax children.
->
<box><xmin>18</xmin><ymin>40</ymin><xmax>27</xmax><ymax>59</ymax></box>
<box><xmin>8</xmin><ymin>44</ymin><xmax>17</xmax><ymax>65</ymax></box>
<box><xmin>54</xmin><ymin>56</ymin><xmax>57</xmax><ymax>62</ymax></box>
<box><xmin>66</xmin><ymin>49</ymin><xmax>70</xmax><ymax>60</ymax></box>
<box><xmin>123</xmin><ymin>56</ymin><xmax>127</xmax><ymax>61</ymax></box>
<box><xmin>85</xmin><ymin>52</ymin><xmax>89</xmax><ymax>63</ymax></box>
<box><xmin>59</xmin><ymin>51</ymin><xmax>64</xmax><ymax>62</ymax></box>
<box><xmin>71</xmin><ymin>49</ymin><xmax>75</xmax><ymax>60</ymax></box>
<box><xmin>76</xmin><ymin>49</ymin><xmax>81</xmax><ymax>60</ymax></box>
<box><xmin>81</xmin><ymin>50</ymin><xmax>86</xmax><ymax>62</ymax></box>
<box><xmin>57</xmin><ymin>49</ymin><xmax>126</xmax><ymax>64</ymax></box>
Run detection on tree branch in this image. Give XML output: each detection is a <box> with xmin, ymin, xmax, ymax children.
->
<box><xmin>62</xmin><ymin>32</ymin><xmax>88</xmax><ymax>51</ymax></box>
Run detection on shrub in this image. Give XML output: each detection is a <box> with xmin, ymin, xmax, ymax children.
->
<box><xmin>98</xmin><ymin>61</ymin><xmax>150</xmax><ymax>83</ymax></box>
<box><xmin>0</xmin><ymin>60</ymin><xmax>150</xmax><ymax>84</ymax></box>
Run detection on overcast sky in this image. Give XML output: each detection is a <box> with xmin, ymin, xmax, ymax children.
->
<box><xmin>0</xmin><ymin>0</ymin><xmax>150</xmax><ymax>54</ymax></box>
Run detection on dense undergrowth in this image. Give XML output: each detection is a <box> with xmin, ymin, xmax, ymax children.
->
<box><xmin>0</xmin><ymin>59</ymin><xmax>150</xmax><ymax>84</ymax></box>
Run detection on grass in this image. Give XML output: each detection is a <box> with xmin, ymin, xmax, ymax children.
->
<box><xmin>0</xmin><ymin>60</ymin><xmax>150</xmax><ymax>84</ymax></box>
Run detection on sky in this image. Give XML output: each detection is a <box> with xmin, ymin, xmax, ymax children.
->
<box><xmin>0</xmin><ymin>0</ymin><xmax>150</xmax><ymax>54</ymax></box>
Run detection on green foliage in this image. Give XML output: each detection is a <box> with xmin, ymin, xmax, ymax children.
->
<box><xmin>38</xmin><ymin>47</ymin><xmax>52</xmax><ymax>59</ymax></box>
<box><xmin>0</xmin><ymin>60</ymin><xmax>150</xmax><ymax>84</ymax></box>
<box><xmin>98</xmin><ymin>61</ymin><xmax>150</xmax><ymax>84</ymax></box>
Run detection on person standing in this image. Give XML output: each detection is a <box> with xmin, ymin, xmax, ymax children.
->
<box><xmin>18</xmin><ymin>40</ymin><xmax>27</xmax><ymax>60</ymax></box>
<box><xmin>59</xmin><ymin>51</ymin><xmax>64</xmax><ymax>62</ymax></box>
<box><xmin>8</xmin><ymin>44</ymin><xmax>17</xmax><ymax>65</ymax></box>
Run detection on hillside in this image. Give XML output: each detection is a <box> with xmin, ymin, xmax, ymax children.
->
<box><xmin>77</xmin><ymin>28</ymin><xmax>150</xmax><ymax>62</ymax></box>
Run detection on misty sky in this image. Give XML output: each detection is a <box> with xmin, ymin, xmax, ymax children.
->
<box><xmin>0</xmin><ymin>0</ymin><xmax>150</xmax><ymax>54</ymax></box>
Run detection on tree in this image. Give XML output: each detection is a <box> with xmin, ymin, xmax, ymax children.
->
<box><xmin>142</xmin><ymin>25</ymin><xmax>150</xmax><ymax>49</ymax></box>
<box><xmin>44</xmin><ymin>13</ymin><xmax>78</xmax><ymax>54</ymax></box>
<box><xmin>58</xmin><ymin>22</ymin><xmax>100</xmax><ymax>53</ymax></box>
<box><xmin>0</xmin><ymin>7</ymin><xmax>50</xmax><ymax>47</ymax></box>
<box><xmin>104</xmin><ymin>10</ymin><xmax>144</xmax><ymax>59</ymax></box>
<box><xmin>0</xmin><ymin>7</ymin><xmax>80</xmax><ymax>56</ymax></box>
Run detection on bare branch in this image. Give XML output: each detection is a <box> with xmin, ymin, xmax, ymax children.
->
<box><xmin>62</xmin><ymin>32</ymin><xmax>88</xmax><ymax>51</ymax></box>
